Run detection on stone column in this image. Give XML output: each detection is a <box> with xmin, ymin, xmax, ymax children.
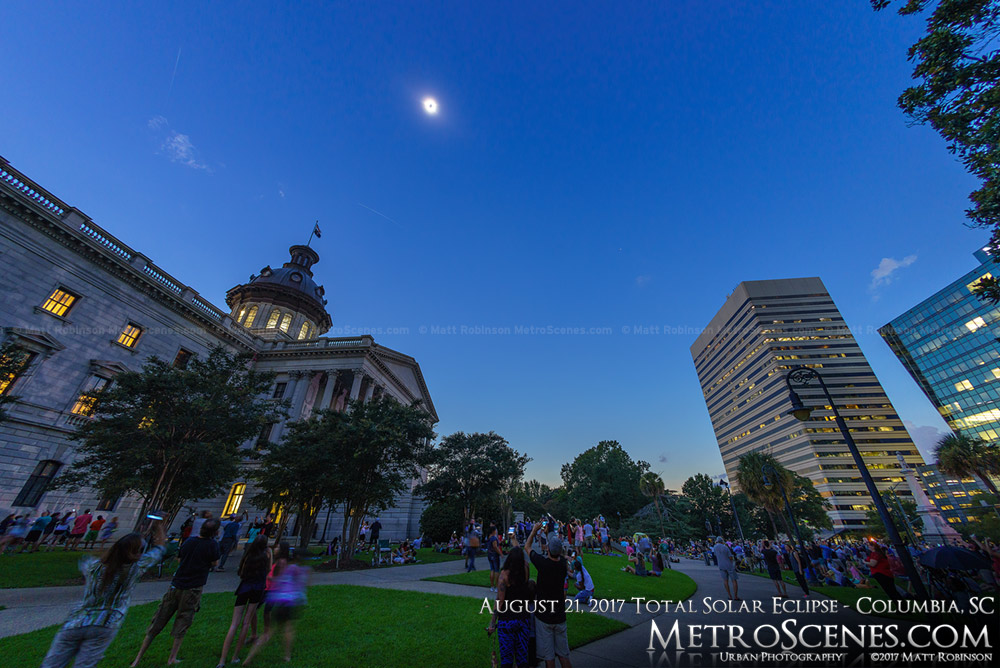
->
<box><xmin>349</xmin><ymin>370</ymin><xmax>365</xmax><ymax>401</ymax></box>
<box><xmin>364</xmin><ymin>379</ymin><xmax>377</xmax><ymax>402</ymax></box>
<box><xmin>316</xmin><ymin>370</ymin><xmax>339</xmax><ymax>414</ymax></box>
<box><xmin>273</xmin><ymin>371</ymin><xmax>310</xmax><ymax>441</ymax></box>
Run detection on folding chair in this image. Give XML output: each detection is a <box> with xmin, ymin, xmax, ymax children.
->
<box><xmin>371</xmin><ymin>538</ymin><xmax>392</xmax><ymax>567</ymax></box>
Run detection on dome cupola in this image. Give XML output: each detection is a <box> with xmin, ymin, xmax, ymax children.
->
<box><xmin>226</xmin><ymin>245</ymin><xmax>332</xmax><ymax>339</ymax></box>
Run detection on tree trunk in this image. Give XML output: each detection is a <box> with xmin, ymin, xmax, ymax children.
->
<box><xmin>764</xmin><ymin>508</ymin><xmax>780</xmax><ymax>540</ymax></box>
<box><xmin>653</xmin><ymin>496</ymin><xmax>666</xmax><ymax>538</ymax></box>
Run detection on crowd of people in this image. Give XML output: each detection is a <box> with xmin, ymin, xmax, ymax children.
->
<box><xmin>0</xmin><ymin>509</ymin><xmax>119</xmax><ymax>553</ymax></box>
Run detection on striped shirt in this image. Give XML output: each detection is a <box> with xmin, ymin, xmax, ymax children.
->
<box><xmin>63</xmin><ymin>545</ymin><xmax>166</xmax><ymax>629</ymax></box>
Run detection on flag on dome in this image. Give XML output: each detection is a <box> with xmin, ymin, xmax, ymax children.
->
<box><xmin>313</xmin><ymin>222</ymin><xmax>322</xmax><ymax>238</ymax></box>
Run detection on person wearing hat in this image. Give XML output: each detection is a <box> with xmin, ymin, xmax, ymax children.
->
<box><xmin>526</xmin><ymin>521</ymin><xmax>572</xmax><ymax>668</ymax></box>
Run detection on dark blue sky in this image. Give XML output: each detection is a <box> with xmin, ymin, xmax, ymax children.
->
<box><xmin>1</xmin><ymin>1</ymin><xmax>982</xmax><ymax>488</ymax></box>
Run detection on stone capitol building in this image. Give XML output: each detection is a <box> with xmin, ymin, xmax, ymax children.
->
<box><xmin>0</xmin><ymin>157</ymin><xmax>437</xmax><ymax>540</ymax></box>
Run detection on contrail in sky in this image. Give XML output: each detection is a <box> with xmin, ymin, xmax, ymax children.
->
<box><xmin>168</xmin><ymin>47</ymin><xmax>182</xmax><ymax>99</ymax></box>
<box><xmin>358</xmin><ymin>202</ymin><xmax>402</xmax><ymax>227</ymax></box>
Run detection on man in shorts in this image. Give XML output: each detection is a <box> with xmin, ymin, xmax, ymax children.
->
<box><xmin>761</xmin><ymin>539</ymin><xmax>787</xmax><ymax>597</ymax></box>
<box><xmin>526</xmin><ymin>522</ymin><xmax>572</xmax><ymax>668</ymax></box>
<box><xmin>712</xmin><ymin>536</ymin><xmax>740</xmax><ymax>601</ymax></box>
<box><xmin>131</xmin><ymin>519</ymin><xmax>220</xmax><ymax>666</ymax></box>
<box><xmin>486</xmin><ymin>525</ymin><xmax>503</xmax><ymax>592</ymax></box>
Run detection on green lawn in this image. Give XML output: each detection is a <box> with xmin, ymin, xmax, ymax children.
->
<box><xmin>1</xmin><ymin>546</ymin><xmax>458</xmax><ymax>589</ymax></box>
<box><xmin>425</xmin><ymin>553</ymin><xmax>698</xmax><ymax>602</ymax></box>
<box><xmin>0</xmin><ymin>585</ymin><xmax>628</xmax><ymax>667</ymax></box>
<box><xmin>0</xmin><ymin>550</ymin><xmax>103</xmax><ymax>588</ymax></box>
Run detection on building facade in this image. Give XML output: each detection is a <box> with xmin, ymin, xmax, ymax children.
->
<box><xmin>880</xmin><ymin>248</ymin><xmax>1000</xmax><ymax>445</ymax></box>
<box><xmin>916</xmin><ymin>464</ymin><xmax>993</xmax><ymax>527</ymax></box>
<box><xmin>0</xmin><ymin>157</ymin><xmax>437</xmax><ymax>540</ymax></box>
<box><xmin>690</xmin><ymin>277</ymin><xmax>925</xmax><ymax>531</ymax></box>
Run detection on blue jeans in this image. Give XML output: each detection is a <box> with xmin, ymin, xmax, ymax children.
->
<box><xmin>574</xmin><ymin>588</ymin><xmax>594</xmax><ymax>604</ymax></box>
<box><xmin>41</xmin><ymin>625</ymin><xmax>118</xmax><ymax>668</ymax></box>
<box><xmin>466</xmin><ymin>546</ymin><xmax>477</xmax><ymax>571</ymax></box>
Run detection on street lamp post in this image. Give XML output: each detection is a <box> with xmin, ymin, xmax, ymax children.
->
<box><xmin>784</xmin><ymin>365</ymin><xmax>929</xmax><ymax>601</ymax></box>
<box><xmin>887</xmin><ymin>481</ymin><xmax>919</xmax><ymax>547</ymax></box>
<box><xmin>718</xmin><ymin>479</ymin><xmax>745</xmax><ymax>542</ymax></box>
<box><xmin>761</xmin><ymin>462</ymin><xmax>810</xmax><ymax>577</ymax></box>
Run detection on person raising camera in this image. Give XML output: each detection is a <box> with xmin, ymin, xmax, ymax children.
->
<box><xmin>525</xmin><ymin>520</ymin><xmax>572</xmax><ymax>668</ymax></box>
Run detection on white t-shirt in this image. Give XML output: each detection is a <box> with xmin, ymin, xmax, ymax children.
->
<box><xmin>576</xmin><ymin>564</ymin><xmax>594</xmax><ymax>591</ymax></box>
<box><xmin>583</xmin><ymin>523</ymin><xmax>593</xmax><ymax>538</ymax></box>
<box><xmin>599</xmin><ymin>527</ymin><xmax>608</xmax><ymax>541</ymax></box>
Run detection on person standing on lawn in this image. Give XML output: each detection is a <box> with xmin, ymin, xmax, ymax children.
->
<box><xmin>243</xmin><ymin>542</ymin><xmax>310</xmax><ymax>666</ymax></box>
<box><xmin>525</xmin><ymin>521</ymin><xmax>573</xmax><ymax>668</ymax></box>
<box><xmin>40</xmin><ymin>520</ymin><xmax>167</xmax><ymax>668</ymax></box>
<box><xmin>66</xmin><ymin>509</ymin><xmax>92</xmax><ymax>551</ymax></box>
<box><xmin>130</xmin><ymin>519</ymin><xmax>221</xmax><ymax>667</ymax></box>
<box><xmin>82</xmin><ymin>515</ymin><xmax>106</xmax><ymax>551</ymax></box>
<box><xmin>216</xmin><ymin>534</ymin><xmax>271</xmax><ymax>667</ymax></box>
<box><xmin>712</xmin><ymin>537</ymin><xmax>740</xmax><ymax>601</ymax></box>
<box><xmin>761</xmin><ymin>540</ymin><xmax>788</xmax><ymax>598</ymax></box>
<box><xmin>217</xmin><ymin>513</ymin><xmax>243</xmax><ymax>571</ymax></box>
<box><xmin>368</xmin><ymin>518</ymin><xmax>381</xmax><ymax>549</ymax></box>
<box><xmin>487</xmin><ymin>524</ymin><xmax>503</xmax><ymax>592</ymax></box>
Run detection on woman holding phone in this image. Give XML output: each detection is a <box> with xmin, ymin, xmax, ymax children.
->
<box><xmin>40</xmin><ymin>519</ymin><xmax>167</xmax><ymax>668</ymax></box>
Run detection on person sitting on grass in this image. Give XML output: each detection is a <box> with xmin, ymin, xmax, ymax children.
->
<box><xmin>649</xmin><ymin>550</ymin><xmax>665</xmax><ymax>577</ymax></box>
<box><xmin>391</xmin><ymin>544</ymin><xmax>407</xmax><ymax>565</ymax></box>
<box><xmin>624</xmin><ymin>550</ymin><xmax>656</xmax><ymax>577</ymax></box>
<box><xmin>40</xmin><ymin>521</ymin><xmax>167</xmax><ymax>668</ymax></box>
<box><xmin>243</xmin><ymin>542</ymin><xmax>310</xmax><ymax>666</ymax></box>
<box><xmin>572</xmin><ymin>559</ymin><xmax>595</xmax><ymax>603</ymax></box>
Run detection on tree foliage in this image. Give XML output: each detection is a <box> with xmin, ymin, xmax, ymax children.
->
<box><xmin>255</xmin><ymin>397</ymin><xmax>435</xmax><ymax>557</ymax></box>
<box><xmin>57</xmin><ymin>347</ymin><xmax>283</xmax><ymax>529</ymax></box>
<box><xmin>874</xmin><ymin>1</ymin><xmax>1000</xmax><ymax>300</ymax></box>
<box><xmin>560</xmin><ymin>440</ymin><xmax>650</xmax><ymax>523</ymax></box>
<box><xmin>0</xmin><ymin>340</ymin><xmax>28</xmax><ymax>423</ymax></box>
<box><xmin>681</xmin><ymin>473</ymin><xmax>731</xmax><ymax>538</ymax></box>
<box><xmin>864</xmin><ymin>492</ymin><xmax>921</xmax><ymax>540</ymax></box>
<box><xmin>417</xmin><ymin>431</ymin><xmax>529</xmax><ymax>523</ymax></box>
<box><xmin>935</xmin><ymin>432</ymin><xmax>1000</xmax><ymax>495</ymax></box>
<box><xmin>639</xmin><ymin>472</ymin><xmax>668</xmax><ymax>537</ymax></box>
<box><xmin>419</xmin><ymin>498</ymin><xmax>466</xmax><ymax>544</ymax></box>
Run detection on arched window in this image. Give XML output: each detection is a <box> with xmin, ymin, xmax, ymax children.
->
<box><xmin>223</xmin><ymin>482</ymin><xmax>246</xmax><ymax>516</ymax></box>
<box><xmin>297</xmin><ymin>321</ymin><xmax>313</xmax><ymax>340</ymax></box>
<box><xmin>266</xmin><ymin>309</ymin><xmax>282</xmax><ymax>329</ymax></box>
<box><xmin>279</xmin><ymin>313</ymin><xmax>292</xmax><ymax>333</ymax></box>
<box><xmin>237</xmin><ymin>305</ymin><xmax>247</xmax><ymax>323</ymax></box>
<box><xmin>242</xmin><ymin>305</ymin><xmax>258</xmax><ymax>327</ymax></box>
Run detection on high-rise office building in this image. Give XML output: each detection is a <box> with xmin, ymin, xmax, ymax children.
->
<box><xmin>691</xmin><ymin>277</ymin><xmax>925</xmax><ymax>530</ymax></box>
<box><xmin>880</xmin><ymin>248</ymin><xmax>1000</xmax><ymax>445</ymax></box>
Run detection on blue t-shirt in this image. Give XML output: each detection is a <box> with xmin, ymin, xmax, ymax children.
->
<box><xmin>222</xmin><ymin>521</ymin><xmax>241</xmax><ymax>539</ymax></box>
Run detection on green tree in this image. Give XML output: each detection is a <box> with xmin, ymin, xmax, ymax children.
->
<box><xmin>681</xmin><ymin>474</ymin><xmax>731</xmax><ymax>538</ymax></box>
<box><xmin>0</xmin><ymin>341</ymin><xmax>28</xmax><ymax>423</ymax></box>
<box><xmin>735</xmin><ymin>451</ymin><xmax>794</xmax><ymax>538</ymax></box>
<box><xmin>417</xmin><ymin>431</ymin><xmax>529</xmax><ymax>523</ymax></box>
<box><xmin>935</xmin><ymin>433</ymin><xmax>1000</xmax><ymax>495</ymax></box>
<box><xmin>510</xmin><ymin>479</ymin><xmax>552</xmax><ymax>519</ymax></box>
<box><xmin>788</xmin><ymin>473</ymin><xmax>833</xmax><ymax>535</ymax></box>
<box><xmin>873</xmin><ymin>1</ymin><xmax>1000</xmax><ymax>300</ymax></box>
<box><xmin>57</xmin><ymin>347</ymin><xmax>283</xmax><ymax>530</ymax></box>
<box><xmin>864</xmin><ymin>492</ymin><xmax>920</xmax><ymax>541</ymax></box>
<box><xmin>560</xmin><ymin>440</ymin><xmax>649</xmax><ymax>523</ymax></box>
<box><xmin>419</xmin><ymin>498</ymin><xmax>466</xmax><ymax>544</ymax></box>
<box><xmin>639</xmin><ymin>472</ymin><xmax>668</xmax><ymax>538</ymax></box>
<box><xmin>295</xmin><ymin>397</ymin><xmax>435</xmax><ymax>560</ymax></box>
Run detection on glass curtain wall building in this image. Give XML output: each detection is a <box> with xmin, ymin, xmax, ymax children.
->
<box><xmin>879</xmin><ymin>248</ymin><xmax>1000</xmax><ymax>444</ymax></box>
<box><xmin>691</xmin><ymin>277</ymin><xmax>925</xmax><ymax>531</ymax></box>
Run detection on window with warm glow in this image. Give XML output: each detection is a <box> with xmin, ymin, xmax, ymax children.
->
<box><xmin>41</xmin><ymin>288</ymin><xmax>78</xmax><ymax>317</ymax></box>
<box><xmin>117</xmin><ymin>323</ymin><xmax>143</xmax><ymax>349</ymax></box>
<box><xmin>266</xmin><ymin>310</ymin><xmax>281</xmax><ymax>329</ymax></box>
<box><xmin>70</xmin><ymin>376</ymin><xmax>109</xmax><ymax>415</ymax></box>
<box><xmin>955</xmin><ymin>379</ymin><xmax>974</xmax><ymax>392</ymax></box>
<box><xmin>279</xmin><ymin>313</ymin><xmax>292</xmax><ymax>332</ymax></box>
<box><xmin>223</xmin><ymin>482</ymin><xmax>246</xmax><ymax>516</ymax></box>
<box><xmin>242</xmin><ymin>305</ymin><xmax>258</xmax><ymax>326</ymax></box>
<box><xmin>0</xmin><ymin>349</ymin><xmax>34</xmax><ymax>395</ymax></box>
<box><xmin>173</xmin><ymin>349</ymin><xmax>193</xmax><ymax>369</ymax></box>
<box><xmin>297</xmin><ymin>321</ymin><xmax>312</xmax><ymax>339</ymax></box>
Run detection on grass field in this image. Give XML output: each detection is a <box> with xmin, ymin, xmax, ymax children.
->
<box><xmin>425</xmin><ymin>552</ymin><xmax>698</xmax><ymax>602</ymax></box>
<box><xmin>0</xmin><ymin>585</ymin><xmax>629</xmax><ymax>667</ymax></box>
<box><xmin>1</xmin><ymin>546</ymin><xmax>460</xmax><ymax>589</ymax></box>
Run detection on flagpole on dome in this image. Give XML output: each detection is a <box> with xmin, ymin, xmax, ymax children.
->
<box><xmin>307</xmin><ymin>221</ymin><xmax>322</xmax><ymax>247</ymax></box>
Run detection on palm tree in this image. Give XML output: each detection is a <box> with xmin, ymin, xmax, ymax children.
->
<box><xmin>735</xmin><ymin>450</ymin><xmax>794</xmax><ymax>539</ymax></box>
<box><xmin>935</xmin><ymin>433</ymin><xmax>1000</xmax><ymax>496</ymax></box>
<box><xmin>639</xmin><ymin>471</ymin><xmax>668</xmax><ymax>537</ymax></box>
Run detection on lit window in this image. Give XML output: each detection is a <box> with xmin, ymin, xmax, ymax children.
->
<box><xmin>173</xmin><ymin>349</ymin><xmax>193</xmax><ymax>369</ymax></box>
<box><xmin>955</xmin><ymin>380</ymin><xmax>974</xmax><ymax>392</ymax></box>
<box><xmin>242</xmin><ymin>305</ymin><xmax>258</xmax><ymax>327</ymax></box>
<box><xmin>117</xmin><ymin>324</ymin><xmax>143</xmax><ymax>349</ymax></box>
<box><xmin>297</xmin><ymin>321</ymin><xmax>313</xmax><ymax>340</ymax></box>
<box><xmin>40</xmin><ymin>288</ymin><xmax>78</xmax><ymax>317</ymax></box>
<box><xmin>279</xmin><ymin>313</ymin><xmax>292</xmax><ymax>332</ymax></box>
<box><xmin>223</xmin><ymin>483</ymin><xmax>246</xmax><ymax>516</ymax></box>
<box><xmin>70</xmin><ymin>376</ymin><xmax>109</xmax><ymax>415</ymax></box>
<box><xmin>0</xmin><ymin>348</ymin><xmax>34</xmax><ymax>395</ymax></box>
<box><xmin>965</xmin><ymin>316</ymin><xmax>987</xmax><ymax>332</ymax></box>
<box><xmin>266</xmin><ymin>310</ymin><xmax>282</xmax><ymax>329</ymax></box>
